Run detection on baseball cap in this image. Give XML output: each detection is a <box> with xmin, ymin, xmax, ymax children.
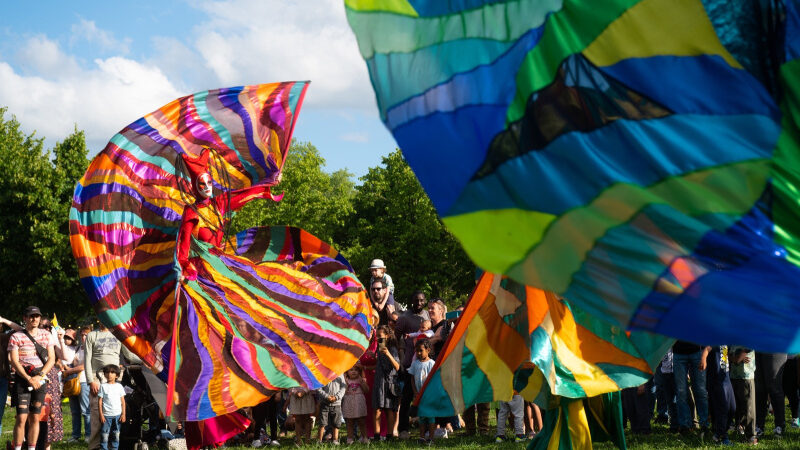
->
<box><xmin>369</xmin><ymin>259</ymin><xmax>386</xmax><ymax>269</ymax></box>
<box><xmin>24</xmin><ymin>306</ymin><xmax>42</xmax><ymax>317</ymax></box>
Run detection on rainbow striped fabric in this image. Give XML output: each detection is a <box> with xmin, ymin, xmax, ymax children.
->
<box><xmin>70</xmin><ymin>83</ymin><xmax>374</xmax><ymax>420</ymax></box>
<box><xmin>416</xmin><ymin>272</ymin><xmax>670</xmax><ymax>417</ymax></box>
<box><xmin>346</xmin><ymin>0</ymin><xmax>800</xmax><ymax>351</ymax></box>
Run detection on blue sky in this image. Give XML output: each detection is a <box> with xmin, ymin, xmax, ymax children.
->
<box><xmin>0</xmin><ymin>0</ymin><xmax>398</xmax><ymax>177</ymax></box>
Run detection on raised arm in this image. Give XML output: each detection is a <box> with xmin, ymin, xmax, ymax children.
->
<box><xmin>226</xmin><ymin>183</ymin><xmax>284</xmax><ymax>212</ymax></box>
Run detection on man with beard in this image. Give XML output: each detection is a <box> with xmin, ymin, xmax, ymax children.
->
<box><xmin>394</xmin><ymin>291</ymin><xmax>429</xmax><ymax>439</ymax></box>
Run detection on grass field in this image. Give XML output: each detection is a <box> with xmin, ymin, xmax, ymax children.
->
<box><xmin>2</xmin><ymin>401</ymin><xmax>799</xmax><ymax>449</ymax></box>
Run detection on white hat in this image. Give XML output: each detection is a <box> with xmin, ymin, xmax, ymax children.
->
<box><xmin>369</xmin><ymin>259</ymin><xmax>386</xmax><ymax>269</ymax></box>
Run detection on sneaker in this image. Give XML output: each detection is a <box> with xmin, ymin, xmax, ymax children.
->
<box><xmin>748</xmin><ymin>436</ymin><xmax>758</xmax><ymax>446</ymax></box>
<box><xmin>774</xmin><ymin>426</ymin><xmax>783</xmax><ymax>436</ymax></box>
<box><xmin>65</xmin><ymin>438</ymin><xmax>81</xmax><ymax>444</ymax></box>
<box><xmin>332</xmin><ymin>440</ymin><xmax>340</xmax><ymax>446</ymax></box>
<box><xmin>526</xmin><ymin>431</ymin><xmax>536</xmax><ymax>439</ymax></box>
<box><xmin>755</xmin><ymin>427</ymin><xmax>763</xmax><ymax>437</ymax></box>
<box><xmin>270</xmin><ymin>440</ymin><xmax>280</xmax><ymax>447</ymax></box>
<box><xmin>514</xmin><ymin>435</ymin><xmax>525</xmax><ymax>443</ymax></box>
<box><xmin>399</xmin><ymin>430</ymin><xmax>410</xmax><ymax>440</ymax></box>
<box><xmin>433</xmin><ymin>428</ymin><xmax>447</xmax><ymax>439</ymax></box>
<box><xmin>495</xmin><ymin>436</ymin><xmax>504</xmax><ymax>443</ymax></box>
<box><xmin>793</xmin><ymin>418</ymin><xmax>800</xmax><ymax>428</ymax></box>
<box><xmin>251</xmin><ymin>439</ymin><xmax>264</xmax><ymax>448</ymax></box>
<box><xmin>720</xmin><ymin>437</ymin><xmax>733</xmax><ymax>446</ymax></box>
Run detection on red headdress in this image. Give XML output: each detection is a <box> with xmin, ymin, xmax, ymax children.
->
<box><xmin>180</xmin><ymin>148</ymin><xmax>211</xmax><ymax>195</ymax></box>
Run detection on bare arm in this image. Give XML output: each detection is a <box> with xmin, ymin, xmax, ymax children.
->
<box><xmin>120</xmin><ymin>394</ymin><xmax>126</xmax><ymax>422</ymax></box>
<box><xmin>0</xmin><ymin>316</ymin><xmax>22</xmax><ymax>331</ymax></box>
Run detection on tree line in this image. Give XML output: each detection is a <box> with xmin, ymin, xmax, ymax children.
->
<box><xmin>0</xmin><ymin>108</ymin><xmax>475</xmax><ymax>325</ymax></box>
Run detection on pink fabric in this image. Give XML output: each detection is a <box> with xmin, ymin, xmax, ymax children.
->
<box><xmin>185</xmin><ymin>412</ymin><xmax>250</xmax><ymax>450</ymax></box>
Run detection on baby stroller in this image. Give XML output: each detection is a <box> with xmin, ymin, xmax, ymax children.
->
<box><xmin>119</xmin><ymin>365</ymin><xmax>164</xmax><ymax>450</ymax></box>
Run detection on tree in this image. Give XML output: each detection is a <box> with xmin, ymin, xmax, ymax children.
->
<box><xmin>0</xmin><ymin>108</ymin><xmax>90</xmax><ymax>324</ymax></box>
<box><xmin>231</xmin><ymin>141</ymin><xmax>356</xmax><ymax>246</ymax></box>
<box><xmin>342</xmin><ymin>150</ymin><xmax>475</xmax><ymax>308</ymax></box>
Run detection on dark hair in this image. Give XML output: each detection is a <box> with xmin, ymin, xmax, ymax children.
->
<box><xmin>376</xmin><ymin>325</ymin><xmax>397</xmax><ymax>349</ymax></box>
<box><xmin>102</xmin><ymin>364</ymin><xmax>121</xmax><ymax>376</ymax></box>
<box><xmin>414</xmin><ymin>339</ymin><xmax>432</xmax><ymax>352</ymax></box>
<box><xmin>370</xmin><ymin>278</ymin><xmax>387</xmax><ymax>289</ymax></box>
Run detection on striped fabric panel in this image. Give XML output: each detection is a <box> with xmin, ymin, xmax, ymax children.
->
<box><xmin>415</xmin><ymin>272</ymin><xmax>668</xmax><ymax>417</ymax></box>
<box><xmin>347</xmin><ymin>0</ymin><xmax>800</xmax><ymax>352</ymax></box>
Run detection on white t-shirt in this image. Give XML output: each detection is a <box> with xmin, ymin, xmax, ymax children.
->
<box><xmin>409</xmin><ymin>358</ymin><xmax>435</xmax><ymax>391</ymax></box>
<box><xmin>99</xmin><ymin>382</ymin><xmax>126</xmax><ymax>417</ymax></box>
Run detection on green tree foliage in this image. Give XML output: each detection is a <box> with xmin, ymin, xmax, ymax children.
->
<box><xmin>342</xmin><ymin>150</ymin><xmax>475</xmax><ymax>309</ymax></box>
<box><xmin>230</xmin><ymin>141</ymin><xmax>356</xmax><ymax>245</ymax></box>
<box><xmin>0</xmin><ymin>108</ymin><xmax>90</xmax><ymax>324</ymax></box>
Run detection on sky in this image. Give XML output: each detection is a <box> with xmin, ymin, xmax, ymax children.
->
<box><xmin>0</xmin><ymin>0</ymin><xmax>399</xmax><ymax>177</ymax></box>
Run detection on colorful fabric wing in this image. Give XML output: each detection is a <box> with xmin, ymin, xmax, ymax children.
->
<box><xmin>70</xmin><ymin>82</ymin><xmax>374</xmax><ymax>420</ymax></box>
<box><xmin>416</xmin><ymin>272</ymin><xmax>671</xmax><ymax>417</ymax></box>
<box><xmin>346</xmin><ymin>1</ymin><xmax>800</xmax><ymax>351</ymax></box>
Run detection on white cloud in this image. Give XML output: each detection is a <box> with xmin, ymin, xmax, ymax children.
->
<box><xmin>0</xmin><ymin>36</ymin><xmax>181</xmax><ymax>150</ymax></box>
<box><xmin>339</xmin><ymin>132</ymin><xmax>368</xmax><ymax>143</ymax></box>
<box><xmin>70</xmin><ymin>19</ymin><xmax>131</xmax><ymax>54</ymax></box>
<box><xmin>191</xmin><ymin>0</ymin><xmax>376</xmax><ymax>109</ymax></box>
<box><xmin>15</xmin><ymin>35</ymin><xmax>81</xmax><ymax>77</ymax></box>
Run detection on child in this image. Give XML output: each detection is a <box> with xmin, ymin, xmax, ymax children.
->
<box><xmin>373</xmin><ymin>325</ymin><xmax>401</xmax><ymax>439</ymax></box>
<box><xmin>368</xmin><ymin>259</ymin><xmax>395</xmax><ymax>296</ymax></box>
<box><xmin>315</xmin><ymin>375</ymin><xmax>346</xmax><ymax>443</ymax></box>
<box><xmin>730</xmin><ymin>346</ymin><xmax>757</xmax><ymax>445</ymax></box>
<box><xmin>408</xmin><ymin>320</ymin><xmax>433</xmax><ymax>346</ymax></box>
<box><xmin>409</xmin><ymin>339</ymin><xmax>436</xmax><ymax>443</ymax></box>
<box><xmin>287</xmin><ymin>386</ymin><xmax>315</xmax><ymax>445</ymax></box>
<box><xmin>342</xmin><ymin>365</ymin><xmax>369</xmax><ymax>444</ymax></box>
<box><xmin>495</xmin><ymin>393</ymin><xmax>525</xmax><ymax>443</ymax></box>
<box><xmin>98</xmin><ymin>364</ymin><xmax>126</xmax><ymax>450</ymax></box>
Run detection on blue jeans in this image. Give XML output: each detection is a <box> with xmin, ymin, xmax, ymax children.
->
<box><xmin>674</xmin><ymin>351</ymin><xmax>709</xmax><ymax>429</ymax></box>
<box><xmin>101</xmin><ymin>415</ymin><xmax>121</xmax><ymax>450</ymax></box>
<box><xmin>80</xmin><ymin>382</ymin><xmax>91</xmax><ymax>436</ymax></box>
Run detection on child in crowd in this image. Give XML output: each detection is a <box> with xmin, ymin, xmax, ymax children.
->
<box><xmin>315</xmin><ymin>375</ymin><xmax>346</xmax><ymax>444</ymax></box>
<box><xmin>409</xmin><ymin>339</ymin><xmax>436</xmax><ymax>444</ymax></box>
<box><xmin>495</xmin><ymin>393</ymin><xmax>525</xmax><ymax>443</ymax></box>
<box><xmin>407</xmin><ymin>320</ymin><xmax>433</xmax><ymax>345</ymax></box>
<box><xmin>369</xmin><ymin>259</ymin><xmax>395</xmax><ymax>296</ymax></box>
<box><xmin>287</xmin><ymin>386</ymin><xmax>315</xmax><ymax>446</ymax></box>
<box><xmin>98</xmin><ymin>364</ymin><xmax>126</xmax><ymax>450</ymax></box>
<box><xmin>730</xmin><ymin>346</ymin><xmax>757</xmax><ymax>445</ymax></box>
<box><xmin>342</xmin><ymin>364</ymin><xmax>369</xmax><ymax>444</ymax></box>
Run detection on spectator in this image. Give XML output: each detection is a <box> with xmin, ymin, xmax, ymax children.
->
<box><xmin>77</xmin><ymin>326</ymin><xmax>93</xmax><ymax>440</ymax></box>
<box><xmin>409</xmin><ymin>340</ymin><xmax>436</xmax><ymax>444</ymax></box>
<box><xmin>315</xmin><ymin>375</ymin><xmax>346</xmax><ymax>444</ymax></box>
<box><xmin>427</xmin><ymin>299</ymin><xmax>452</xmax><ymax>359</ymax></box>
<box><xmin>654</xmin><ymin>349</ymin><xmax>677</xmax><ymax>430</ymax></box>
<box><xmin>8</xmin><ymin>306</ymin><xmax>56</xmax><ymax>450</ymax></box>
<box><xmin>783</xmin><ymin>355</ymin><xmax>800</xmax><ymax>428</ymax></box>
<box><xmin>372</xmin><ymin>325</ymin><xmax>401</xmax><ymax>440</ymax></box>
<box><xmin>368</xmin><ymin>259</ymin><xmax>395</xmax><ymax>298</ymax></box>
<box><xmin>60</xmin><ymin>328</ymin><xmax>86</xmax><ymax>443</ymax></box>
<box><xmin>97</xmin><ymin>364</ymin><xmax>126</xmax><ymax>450</ymax></box>
<box><xmin>370</xmin><ymin>279</ymin><xmax>396</xmax><ymax>327</ymax></box>
<box><xmin>730</xmin><ymin>346</ymin><xmax>757</xmax><ymax>445</ymax></box>
<box><xmin>84</xmin><ymin>323</ymin><xmax>139</xmax><ymax>450</ymax></box>
<box><xmin>706</xmin><ymin>345</ymin><xmax>735</xmax><ymax>445</ymax></box>
<box><xmin>755</xmin><ymin>352</ymin><xmax>788</xmax><ymax>436</ymax></box>
<box><xmin>395</xmin><ymin>291</ymin><xmax>429</xmax><ymax>438</ymax></box>
<box><xmin>523</xmin><ymin>401</ymin><xmax>541</xmax><ymax>439</ymax></box>
<box><xmin>495</xmin><ymin>393</ymin><xmax>525</xmax><ymax>443</ymax></box>
<box><xmin>671</xmin><ymin>340</ymin><xmax>710</xmax><ymax>433</ymax></box>
<box><xmin>0</xmin><ymin>315</ymin><xmax>22</xmax><ymax>434</ymax></box>
<box><xmin>342</xmin><ymin>364</ymin><xmax>369</xmax><ymax>444</ymax></box>
<box><xmin>250</xmin><ymin>393</ymin><xmax>281</xmax><ymax>447</ymax></box>
<box><xmin>286</xmin><ymin>386</ymin><xmax>314</xmax><ymax>446</ymax></box>
<box><xmin>357</xmin><ymin>323</ymin><xmax>379</xmax><ymax>439</ymax></box>
<box><xmin>622</xmin><ymin>379</ymin><xmax>653</xmax><ymax>434</ymax></box>
<box><xmin>38</xmin><ymin>318</ymin><xmax>62</xmax><ymax>448</ymax></box>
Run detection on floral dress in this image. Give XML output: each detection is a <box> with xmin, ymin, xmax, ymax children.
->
<box><xmin>46</xmin><ymin>365</ymin><xmax>63</xmax><ymax>443</ymax></box>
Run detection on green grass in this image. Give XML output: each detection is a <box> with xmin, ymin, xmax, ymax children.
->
<box><xmin>2</xmin><ymin>401</ymin><xmax>799</xmax><ymax>449</ymax></box>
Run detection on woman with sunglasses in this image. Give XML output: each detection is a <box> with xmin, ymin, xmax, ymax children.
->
<box><xmin>59</xmin><ymin>329</ymin><xmax>87</xmax><ymax>443</ymax></box>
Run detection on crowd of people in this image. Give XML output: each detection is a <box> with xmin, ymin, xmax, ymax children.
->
<box><xmin>1</xmin><ymin>259</ymin><xmax>797</xmax><ymax>448</ymax></box>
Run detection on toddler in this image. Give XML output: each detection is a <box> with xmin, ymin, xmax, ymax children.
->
<box><xmin>408</xmin><ymin>339</ymin><xmax>436</xmax><ymax>444</ymax></box>
<box><xmin>368</xmin><ymin>259</ymin><xmax>395</xmax><ymax>295</ymax></box>
<box><xmin>98</xmin><ymin>365</ymin><xmax>126</xmax><ymax>450</ymax></box>
<box><xmin>342</xmin><ymin>365</ymin><xmax>369</xmax><ymax>444</ymax></box>
<box><xmin>287</xmin><ymin>387</ymin><xmax>315</xmax><ymax>445</ymax></box>
<box><xmin>315</xmin><ymin>375</ymin><xmax>346</xmax><ymax>443</ymax></box>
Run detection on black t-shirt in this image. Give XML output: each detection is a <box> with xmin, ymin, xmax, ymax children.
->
<box><xmin>672</xmin><ymin>340</ymin><xmax>703</xmax><ymax>355</ymax></box>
